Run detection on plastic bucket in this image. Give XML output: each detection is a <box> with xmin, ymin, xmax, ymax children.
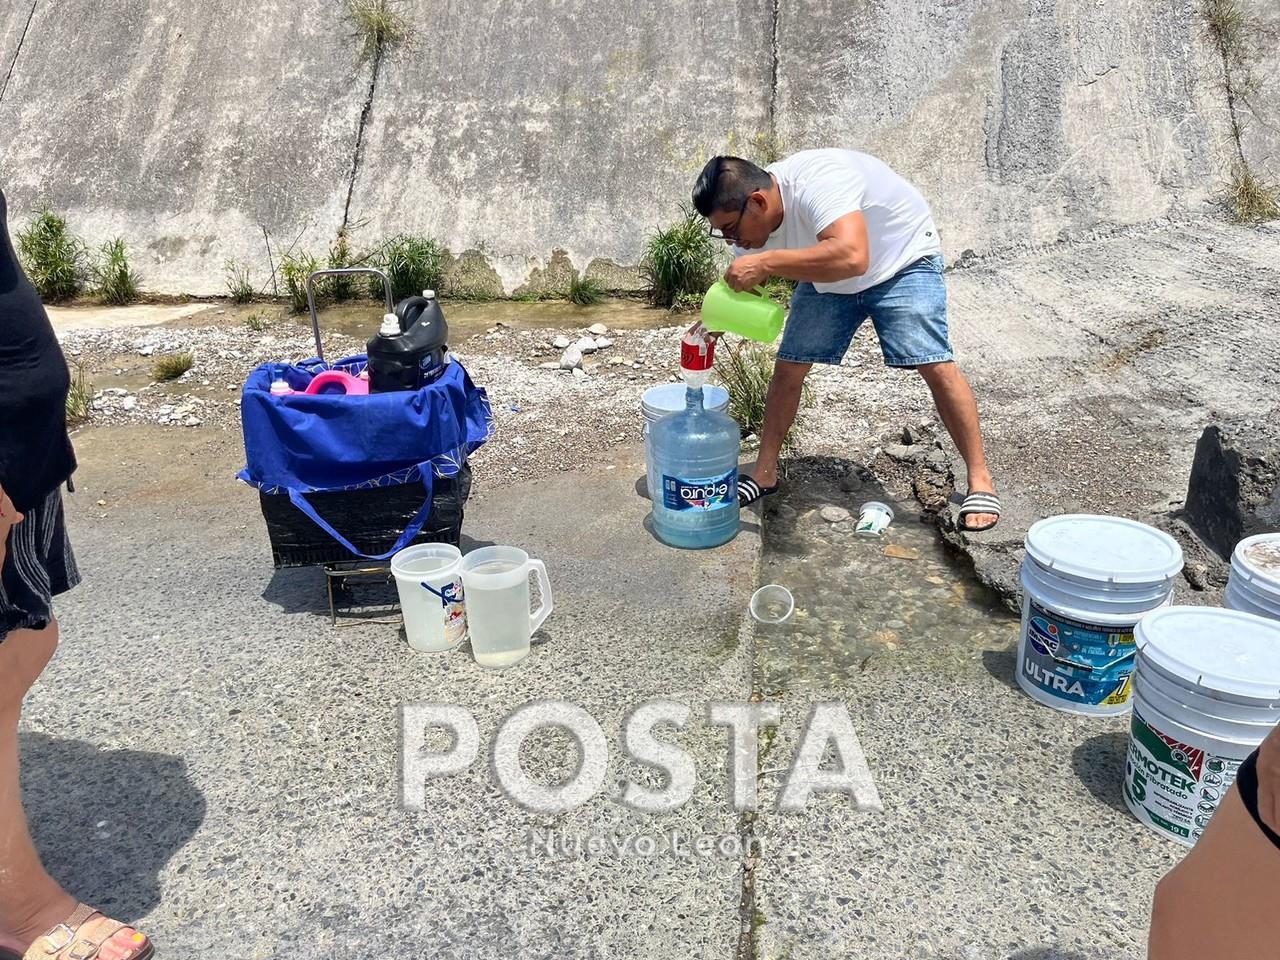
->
<box><xmin>1123</xmin><ymin>606</ymin><xmax>1280</xmax><ymax>846</ymax></box>
<box><xmin>1015</xmin><ymin>515</ymin><xmax>1182</xmax><ymax>716</ymax></box>
<box><xmin>391</xmin><ymin>543</ymin><xmax>467</xmax><ymax>653</ymax></box>
<box><xmin>641</xmin><ymin>384</ymin><xmax>730</xmax><ymax>500</ymax></box>
<box><xmin>1225</xmin><ymin>533</ymin><xmax>1280</xmax><ymax>623</ymax></box>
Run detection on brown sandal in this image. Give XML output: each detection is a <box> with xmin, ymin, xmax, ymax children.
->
<box><xmin>1</xmin><ymin>904</ymin><xmax>153</xmax><ymax>960</ymax></box>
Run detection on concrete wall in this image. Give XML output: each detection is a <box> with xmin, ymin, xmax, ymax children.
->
<box><xmin>1239</xmin><ymin>0</ymin><xmax>1279</xmax><ymax>182</ymax></box>
<box><xmin>0</xmin><ymin>0</ymin><xmax>1257</xmax><ymax>296</ymax></box>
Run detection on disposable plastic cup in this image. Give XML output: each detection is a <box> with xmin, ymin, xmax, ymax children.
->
<box><xmin>855</xmin><ymin>501</ymin><xmax>895</xmax><ymax>537</ymax></box>
<box><xmin>750</xmin><ymin>585</ymin><xmax>795</xmax><ymax>624</ymax></box>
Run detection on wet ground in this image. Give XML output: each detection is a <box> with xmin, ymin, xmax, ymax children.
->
<box><xmin>756</xmin><ymin>458</ymin><xmax>1018</xmax><ymax>695</ymax></box>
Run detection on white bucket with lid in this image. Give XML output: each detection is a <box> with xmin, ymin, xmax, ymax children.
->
<box><xmin>1124</xmin><ymin>606</ymin><xmax>1280</xmax><ymax>846</ymax></box>
<box><xmin>1015</xmin><ymin>515</ymin><xmax>1183</xmax><ymax>716</ymax></box>
<box><xmin>641</xmin><ymin>383</ymin><xmax>730</xmax><ymax>501</ymax></box>
<box><xmin>1225</xmin><ymin>533</ymin><xmax>1280</xmax><ymax>623</ymax></box>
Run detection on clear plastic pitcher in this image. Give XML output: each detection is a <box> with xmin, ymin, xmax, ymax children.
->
<box><xmin>391</xmin><ymin>543</ymin><xmax>467</xmax><ymax>653</ymax></box>
<box><xmin>699</xmin><ymin>281</ymin><xmax>785</xmax><ymax>343</ymax></box>
<box><xmin>460</xmin><ymin>546</ymin><xmax>553</xmax><ymax>669</ymax></box>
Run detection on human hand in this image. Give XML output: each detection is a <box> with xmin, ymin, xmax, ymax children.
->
<box><xmin>0</xmin><ymin>485</ymin><xmax>24</xmax><ymax>568</ymax></box>
<box><xmin>724</xmin><ymin>254</ymin><xmax>771</xmax><ymax>292</ymax></box>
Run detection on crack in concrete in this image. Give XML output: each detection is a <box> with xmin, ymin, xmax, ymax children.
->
<box><xmin>766</xmin><ymin>0</ymin><xmax>780</xmax><ymax>149</ymax></box>
<box><xmin>342</xmin><ymin>43</ymin><xmax>385</xmax><ymax>233</ymax></box>
<box><xmin>0</xmin><ymin>0</ymin><xmax>38</xmax><ymax>105</ymax></box>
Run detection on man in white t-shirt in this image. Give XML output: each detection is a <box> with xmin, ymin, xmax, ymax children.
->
<box><xmin>691</xmin><ymin>151</ymin><xmax>1000</xmax><ymax>531</ymax></box>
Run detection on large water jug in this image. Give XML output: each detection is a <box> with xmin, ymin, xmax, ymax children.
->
<box><xmin>366</xmin><ymin>289</ymin><xmax>449</xmax><ymax>392</ymax></box>
<box><xmin>649</xmin><ymin>332</ymin><xmax>741</xmax><ymax>549</ymax></box>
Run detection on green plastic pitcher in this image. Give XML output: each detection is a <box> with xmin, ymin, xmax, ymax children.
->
<box><xmin>700</xmin><ymin>281</ymin><xmax>785</xmax><ymax>343</ymax></box>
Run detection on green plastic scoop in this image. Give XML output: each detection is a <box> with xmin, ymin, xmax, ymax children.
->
<box><xmin>700</xmin><ymin>280</ymin><xmax>785</xmax><ymax>343</ymax></box>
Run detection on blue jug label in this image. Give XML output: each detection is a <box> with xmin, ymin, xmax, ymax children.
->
<box><xmin>662</xmin><ymin>468</ymin><xmax>737</xmax><ymax>512</ymax></box>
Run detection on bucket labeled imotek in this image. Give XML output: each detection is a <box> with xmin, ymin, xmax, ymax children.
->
<box><xmin>1124</xmin><ymin>606</ymin><xmax>1280</xmax><ymax>846</ymax></box>
<box><xmin>1225</xmin><ymin>533</ymin><xmax>1280</xmax><ymax>623</ymax></box>
<box><xmin>1016</xmin><ymin>515</ymin><xmax>1183</xmax><ymax>716</ymax></box>
<box><xmin>641</xmin><ymin>383</ymin><xmax>730</xmax><ymax>500</ymax></box>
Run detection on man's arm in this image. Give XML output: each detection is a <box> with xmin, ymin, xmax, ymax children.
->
<box><xmin>725</xmin><ymin>212</ymin><xmax>870</xmax><ymax>291</ymax></box>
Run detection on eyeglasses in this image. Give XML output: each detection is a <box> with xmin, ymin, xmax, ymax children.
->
<box><xmin>708</xmin><ymin>194</ymin><xmax>750</xmax><ymax>243</ymax></box>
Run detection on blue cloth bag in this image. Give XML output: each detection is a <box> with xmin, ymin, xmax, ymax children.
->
<box><xmin>237</xmin><ymin>355</ymin><xmax>494</xmax><ymax>559</ymax></box>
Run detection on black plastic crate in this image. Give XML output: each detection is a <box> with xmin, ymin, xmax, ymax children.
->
<box><xmin>259</xmin><ymin>465</ymin><xmax>471</xmax><ymax>568</ymax></box>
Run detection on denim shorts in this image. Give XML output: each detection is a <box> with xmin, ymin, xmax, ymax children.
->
<box><xmin>778</xmin><ymin>254</ymin><xmax>953</xmax><ymax>368</ymax></box>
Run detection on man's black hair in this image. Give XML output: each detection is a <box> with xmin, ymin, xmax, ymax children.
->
<box><xmin>691</xmin><ymin>156</ymin><xmax>772</xmax><ymax>217</ymax></box>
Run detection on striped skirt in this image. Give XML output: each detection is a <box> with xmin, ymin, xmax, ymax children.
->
<box><xmin>0</xmin><ymin>486</ymin><xmax>80</xmax><ymax>642</ymax></box>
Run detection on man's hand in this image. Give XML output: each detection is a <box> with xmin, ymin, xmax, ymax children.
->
<box><xmin>724</xmin><ymin>254</ymin><xmax>771</xmax><ymax>292</ymax></box>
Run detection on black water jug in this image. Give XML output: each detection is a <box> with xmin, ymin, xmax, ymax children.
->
<box><xmin>365</xmin><ymin>289</ymin><xmax>450</xmax><ymax>392</ymax></box>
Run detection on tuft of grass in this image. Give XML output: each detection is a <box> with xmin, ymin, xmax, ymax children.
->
<box><xmin>153</xmin><ymin>351</ymin><xmax>194</xmax><ymax>382</ymax></box>
<box><xmin>17</xmin><ymin>208</ymin><xmax>88</xmax><ymax>300</ymax></box>
<box><xmin>1226</xmin><ymin>161</ymin><xmax>1280</xmax><ymax>222</ymax></box>
<box><xmin>717</xmin><ymin>340</ymin><xmax>813</xmax><ymax>455</ymax></box>
<box><xmin>244</xmin><ymin>312</ymin><xmax>267</xmax><ymax>332</ymax></box>
<box><xmin>90</xmin><ymin>238</ymin><xmax>140</xmax><ymax>305</ymax></box>
<box><xmin>326</xmin><ymin>230</ymin><xmax>361</xmax><ymax>302</ymax></box>
<box><xmin>224</xmin><ymin>259</ymin><xmax>256</xmax><ymax>303</ymax></box>
<box><xmin>280</xmin><ymin>251</ymin><xmax>320</xmax><ymax>314</ymax></box>
<box><xmin>642</xmin><ymin>208</ymin><xmax>722</xmax><ymax>309</ymax></box>
<box><xmin>65</xmin><ymin>361</ymin><xmax>93</xmax><ymax>426</ymax></box>
<box><xmin>1203</xmin><ymin>0</ymin><xmax>1251</xmax><ymax>67</ymax></box>
<box><xmin>567</xmin><ymin>274</ymin><xmax>605</xmax><ymax>306</ymax></box>
<box><xmin>347</xmin><ymin>0</ymin><xmax>411</xmax><ymax>65</ymax></box>
<box><xmin>366</xmin><ymin>234</ymin><xmax>446</xmax><ymax>300</ymax></box>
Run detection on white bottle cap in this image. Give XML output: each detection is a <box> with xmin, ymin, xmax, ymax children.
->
<box><xmin>423</xmin><ymin>289</ymin><xmax>436</xmax><ymax>299</ymax></box>
<box><xmin>380</xmin><ymin>312</ymin><xmax>400</xmax><ymax>335</ymax></box>
<box><xmin>270</xmin><ymin>378</ymin><xmax>291</xmax><ymax>396</ymax></box>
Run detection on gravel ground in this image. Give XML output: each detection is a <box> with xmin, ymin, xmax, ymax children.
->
<box><xmin>57</xmin><ymin>305</ymin><xmax>933</xmax><ymax>488</ymax></box>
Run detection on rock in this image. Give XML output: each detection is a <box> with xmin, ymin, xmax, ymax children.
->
<box><xmin>594</xmin><ymin>336</ymin><xmax>613</xmax><ymax>350</ymax></box>
<box><xmin>587</xmin><ymin>322</ymin><xmax>608</xmax><ymax>336</ymax></box>
<box><xmin>572</xmin><ymin>367</ymin><xmax>587</xmax><ymax>381</ymax></box>
<box><xmin>538</xmin><ymin>362</ymin><xmax>561</xmax><ymax>371</ymax></box>
<box><xmin>139</xmin><ymin>346</ymin><xmax>154</xmax><ymax>356</ymax></box>
<box><xmin>883</xmin><ymin>443</ymin><xmax>924</xmax><ymax>461</ymax></box>
<box><xmin>1184</xmin><ymin>420</ymin><xmax>1280</xmax><ymax>559</ymax></box>
<box><xmin>820</xmin><ymin>505</ymin><xmax>852</xmax><ymax>523</ymax></box>
<box><xmin>104</xmin><ymin>387</ymin><xmax>129</xmax><ymax>397</ymax></box>
<box><xmin>184</xmin><ymin>416</ymin><xmax>202</xmax><ymax>427</ymax></box>
<box><xmin>839</xmin><ymin>467</ymin><xmax>865</xmax><ymax>493</ymax></box>
<box><xmin>553</xmin><ymin>335</ymin><xmax>572</xmax><ymax>349</ymax></box>
<box><xmin>884</xmin><ymin>544</ymin><xmax>922</xmax><ymax>561</ymax></box>
<box><xmin>608</xmin><ymin>356</ymin><xmax>627</xmax><ymax>366</ymax></box>
<box><xmin>559</xmin><ymin>346</ymin><xmax>583</xmax><ymax>370</ymax></box>
<box><xmin>156</xmin><ymin>404</ymin><xmax>175</xmax><ymax>416</ymax></box>
<box><xmin>901</xmin><ymin>425</ymin><xmax>920</xmax><ymax>445</ymax></box>
<box><xmin>120</xmin><ymin>396</ymin><xmax>138</xmax><ymax>411</ymax></box>
<box><xmin>574</xmin><ymin>336</ymin><xmax>598</xmax><ymax>354</ymax></box>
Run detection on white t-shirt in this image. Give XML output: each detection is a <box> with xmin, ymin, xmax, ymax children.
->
<box><xmin>735</xmin><ymin>149</ymin><xmax>941</xmax><ymax>295</ymax></box>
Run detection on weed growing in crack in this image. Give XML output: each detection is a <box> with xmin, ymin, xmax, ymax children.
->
<box><xmin>1226</xmin><ymin>162</ymin><xmax>1280</xmax><ymax>222</ymax></box>
<box><xmin>347</xmin><ymin>0</ymin><xmax>411</xmax><ymax>65</ymax></box>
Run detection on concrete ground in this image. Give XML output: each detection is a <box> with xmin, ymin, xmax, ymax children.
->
<box><xmin>23</xmin><ymin>217</ymin><xmax>1278</xmax><ymax>957</ymax></box>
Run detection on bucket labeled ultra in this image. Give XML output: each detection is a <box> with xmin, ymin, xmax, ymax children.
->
<box><xmin>1123</xmin><ymin>606</ymin><xmax>1280</xmax><ymax>846</ymax></box>
<box><xmin>391</xmin><ymin>543</ymin><xmax>467</xmax><ymax>653</ymax></box>
<box><xmin>1225</xmin><ymin>533</ymin><xmax>1280</xmax><ymax>623</ymax></box>
<box><xmin>1015</xmin><ymin>515</ymin><xmax>1182</xmax><ymax>716</ymax></box>
<box><xmin>641</xmin><ymin>383</ymin><xmax>729</xmax><ymax>501</ymax></box>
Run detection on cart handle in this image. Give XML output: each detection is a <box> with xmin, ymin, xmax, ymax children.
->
<box><xmin>305</xmin><ymin>268</ymin><xmax>395</xmax><ymax>363</ymax></box>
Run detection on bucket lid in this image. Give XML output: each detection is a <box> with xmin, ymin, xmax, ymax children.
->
<box><xmin>1232</xmin><ymin>533</ymin><xmax>1280</xmax><ymax>596</ymax></box>
<box><xmin>1024</xmin><ymin>514</ymin><xmax>1183</xmax><ymax>585</ymax></box>
<box><xmin>1136</xmin><ymin>606</ymin><xmax>1280</xmax><ymax>702</ymax></box>
<box><xmin>642</xmin><ymin>383</ymin><xmax>729</xmax><ymax>416</ymax></box>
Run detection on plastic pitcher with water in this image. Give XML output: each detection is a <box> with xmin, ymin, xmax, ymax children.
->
<box><xmin>460</xmin><ymin>546</ymin><xmax>553</xmax><ymax>669</ymax></box>
<box><xmin>700</xmin><ymin>281</ymin><xmax>785</xmax><ymax>343</ymax></box>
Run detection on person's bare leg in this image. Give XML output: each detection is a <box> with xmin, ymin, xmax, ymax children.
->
<box><xmin>916</xmin><ymin>361</ymin><xmax>997</xmax><ymax>528</ymax></box>
<box><xmin>750</xmin><ymin>360</ymin><xmax>812</xmax><ymax>488</ymax></box>
<box><xmin>0</xmin><ymin>621</ymin><xmax>145</xmax><ymax>960</ymax></box>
